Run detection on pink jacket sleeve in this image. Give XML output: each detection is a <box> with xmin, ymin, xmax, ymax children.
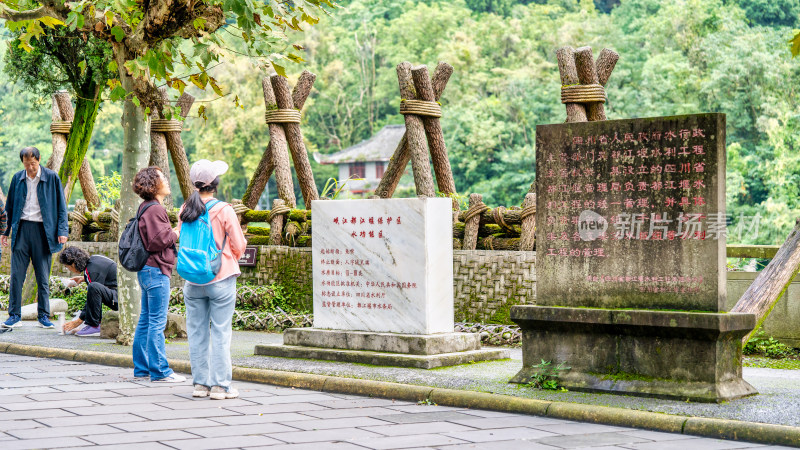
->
<box><xmin>222</xmin><ymin>204</ymin><xmax>246</xmax><ymax>260</ymax></box>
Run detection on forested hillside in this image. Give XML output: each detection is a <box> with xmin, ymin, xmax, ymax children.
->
<box><xmin>1</xmin><ymin>0</ymin><xmax>798</xmax><ymax>244</ymax></box>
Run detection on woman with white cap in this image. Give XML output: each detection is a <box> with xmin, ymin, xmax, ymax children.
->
<box><xmin>176</xmin><ymin>160</ymin><xmax>246</xmax><ymax>400</ymax></box>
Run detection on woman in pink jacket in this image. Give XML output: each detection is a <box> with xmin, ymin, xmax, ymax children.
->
<box><xmin>177</xmin><ymin>160</ymin><xmax>246</xmax><ymax>400</ymax></box>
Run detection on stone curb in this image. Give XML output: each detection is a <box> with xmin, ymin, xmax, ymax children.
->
<box><xmin>2</xmin><ymin>342</ymin><xmax>799</xmax><ymax>447</ymax></box>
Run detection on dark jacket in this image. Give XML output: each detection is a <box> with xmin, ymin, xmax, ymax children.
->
<box><xmin>84</xmin><ymin>255</ymin><xmax>117</xmax><ymax>290</ymax></box>
<box><xmin>4</xmin><ymin>167</ymin><xmax>68</xmax><ymax>254</ymax></box>
<box><xmin>138</xmin><ymin>201</ymin><xmax>177</xmax><ymax>276</ymax></box>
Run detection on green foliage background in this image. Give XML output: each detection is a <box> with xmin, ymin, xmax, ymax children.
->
<box><xmin>2</xmin><ymin>0</ymin><xmax>799</xmax><ymax>244</ymax></box>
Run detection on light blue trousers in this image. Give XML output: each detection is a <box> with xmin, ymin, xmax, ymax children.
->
<box><xmin>184</xmin><ymin>276</ymin><xmax>237</xmax><ymax>390</ymax></box>
<box><xmin>133</xmin><ymin>265</ymin><xmax>173</xmax><ymax>380</ymax></box>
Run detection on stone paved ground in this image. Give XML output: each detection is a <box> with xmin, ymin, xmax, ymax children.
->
<box><xmin>2</xmin><ymin>325</ymin><xmax>800</xmax><ymax>427</ymax></box>
<box><xmin>0</xmin><ymin>353</ymin><xmax>792</xmax><ymax>450</ymax></box>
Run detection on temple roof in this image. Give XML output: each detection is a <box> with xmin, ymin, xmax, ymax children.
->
<box><xmin>314</xmin><ymin>125</ymin><xmax>404</xmax><ymax>164</ymax></box>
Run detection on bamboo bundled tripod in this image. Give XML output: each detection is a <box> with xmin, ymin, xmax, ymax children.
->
<box><xmin>374</xmin><ymin>61</ymin><xmax>458</xmax><ymax>208</ymax></box>
<box><xmin>149</xmin><ymin>88</ymin><xmax>195</xmax><ymax>210</ymax></box>
<box><xmin>556</xmin><ymin>46</ymin><xmax>619</xmax><ymax>123</ymax></box>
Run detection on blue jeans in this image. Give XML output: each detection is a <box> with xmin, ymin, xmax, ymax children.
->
<box><xmin>133</xmin><ymin>265</ymin><xmax>174</xmax><ymax>380</ymax></box>
<box><xmin>184</xmin><ymin>276</ymin><xmax>237</xmax><ymax>390</ymax></box>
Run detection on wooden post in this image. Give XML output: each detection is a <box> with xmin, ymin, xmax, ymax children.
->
<box><xmin>519</xmin><ymin>193</ymin><xmax>536</xmax><ymax>251</ymax></box>
<box><xmin>556</xmin><ymin>47</ymin><xmax>587</xmax><ymax>123</ymax></box>
<box><xmin>733</xmin><ymin>220</ymin><xmax>800</xmax><ymax>343</ymax></box>
<box><xmin>270</xmin><ymin>73</ymin><xmax>319</xmax><ymax>208</ymax></box>
<box><xmin>376</xmin><ymin>62</ymin><xmax>452</xmax><ymax>199</ymax></box>
<box><xmin>68</xmin><ymin>199</ymin><xmax>88</xmax><ymax>241</ymax></box>
<box><xmin>231</xmin><ymin>199</ymin><xmax>248</xmax><ymax>234</ymax></box>
<box><xmin>462</xmin><ymin>194</ymin><xmax>484</xmax><ymax>251</ymax></box>
<box><xmin>164</xmin><ymin>91</ymin><xmax>195</xmax><ymax>201</ymax></box>
<box><xmin>242</xmin><ymin>143</ymin><xmax>275</xmax><ymax>210</ymax></box>
<box><xmin>263</xmin><ymin>78</ymin><xmax>297</xmax><ymax>208</ymax></box>
<box><xmin>574</xmin><ymin>46</ymin><xmax>606</xmax><ymax>122</ymax></box>
<box><xmin>595</xmin><ymin>48</ymin><xmax>619</xmax><ymax>87</ymax></box>
<box><xmin>411</xmin><ymin>64</ymin><xmax>457</xmax><ymax>207</ymax></box>
<box><xmin>149</xmin><ymin>88</ymin><xmax>172</xmax><ymax>208</ymax></box>
<box><xmin>78</xmin><ymin>161</ymin><xmax>100</xmax><ymax>208</ymax></box>
<box><xmin>47</xmin><ymin>90</ymin><xmax>73</xmax><ymax>172</ymax></box>
<box><xmin>399</xmin><ymin>62</ymin><xmax>436</xmax><ymax>197</ymax></box>
<box><xmin>108</xmin><ymin>201</ymin><xmax>121</xmax><ymax>239</ymax></box>
<box><xmin>269</xmin><ymin>199</ymin><xmax>287</xmax><ymax>246</ymax></box>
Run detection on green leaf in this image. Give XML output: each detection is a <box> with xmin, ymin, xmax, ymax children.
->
<box><xmin>108</xmin><ymin>60</ymin><xmax>118</xmax><ymax>74</ymax></box>
<box><xmin>66</xmin><ymin>12</ymin><xmax>80</xmax><ymax>31</ymax></box>
<box><xmin>109</xmin><ymin>85</ymin><xmax>127</xmax><ymax>101</ymax></box>
<box><xmin>111</xmin><ymin>26</ymin><xmax>125</xmax><ymax>42</ymax></box>
<box><xmin>39</xmin><ymin>16</ymin><xmax>66</xmax><ymax>28</ymax></box>
<box><xmin>78</xmin><ymin>60</ymin><xmax>87</xmax><ymax>76</ymax></box>
<box><xmin>791</xmin><ymin>31</ymin><xmax>800</xmax><ymax>58</ymax></box>
<box><xmin>189</xmin><ymin>74</ymin><xmax>206</xmax><ymax>90</ymax></box>
<box><xmin>209</xmin><ymin>77</ymin><xmax>224</xmax><ymax>97</ymax></box>
<box><xmin>131</xmin><ymin>96</ymin><xmax>140</xmax><ymax>107</ymax></box>
<box><xmin>173</xmin><ymin>79</ymin><xmax>187</xmax><ymax>96</ymax></box>
<box><xmin>272</xmin><ymin>61</ymin><xmax>286</xmax><ymax>77</ymax></box>
<box><xmin>105</xmin><ymin>10</ymin><xmax>114</xmax><ymax>27</ymax></box>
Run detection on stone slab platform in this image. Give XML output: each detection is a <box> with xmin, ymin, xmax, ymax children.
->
<box><xmin>283</xmin><ymin>328</ymin><xmax>482</xmax><ymax>355</ymax></box>
<box><xmin>510</xmin><ymin>305</ymin><xmax>757</xmax><ymax>403</ymax></box>
<box><xmin>255</xmin><ymin>344</ymin><xmax>509</xmax><ymax>369</ymax></box>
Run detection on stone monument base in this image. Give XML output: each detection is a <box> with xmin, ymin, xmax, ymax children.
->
<box><xmin>509</xmin><ymin>306</ymin><xmax>758</xmax><ymax>403</ymax></box>
<box><xmin>255</xmin><ymin>328</ymin><xmax>510</xmax><ymax>369</ymax></box>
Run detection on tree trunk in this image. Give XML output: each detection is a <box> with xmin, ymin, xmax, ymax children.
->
<box><xmin>375</xmin><ymin>62</ymin><xmax>453</xmax><ymax>199</ymax></box>
<box><xmin>59</xmin><ymin>88</ymin><xmax>102</xmax><ymax>207</ymax></box>
<box><xmin>262</xmin><ymin>78</ymin><xmax>296</xmax><ymax>208</ymax></box>
<box><xmin>556</xmin><ymin>47</ymin><xmax>587</xmax><ymax>123</ymax></box>
<box><xmin>733</xmin><ymin>220</ymin><xmax>800</xmax><ymax>343</ymax></box>
<box><xmin>411</xmin><ymin>64</ymin><xmax>457</xmax><ymax>207</ymax></box>
<box><xmin>115</xmin><ymin>49</ymin><xmax>149</xmax><ymax>346</ymax></box>
<box><xmin>270</xmin><ymin>74</ymin><xmax>319</xmax><ymax>209</ymax></box>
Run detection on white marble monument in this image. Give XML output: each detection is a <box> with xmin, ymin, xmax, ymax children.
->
<box><xmin>311</xmin><ymin>197</ymin><xmax>454</xmax><ymax>335</ymax></box>
<box><xmin>255</xmin><ymin>197</ymin><xmax>509</xmax><ymax>368</ymax></box>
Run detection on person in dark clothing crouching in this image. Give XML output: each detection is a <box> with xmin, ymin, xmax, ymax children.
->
<box><xmin>59</xmin><ymin>246</ymin><xmax>118</xmax><ymax>337</ymax></box>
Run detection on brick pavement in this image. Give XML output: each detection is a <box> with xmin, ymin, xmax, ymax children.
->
<box><xmin>0</xmin><ymin>353</ymin><xmax>789</xmax><ymax>449</ymax></box>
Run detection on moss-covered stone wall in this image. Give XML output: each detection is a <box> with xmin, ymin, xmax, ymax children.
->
<box><xmin>1</xmin><ymin>242</ymin><xmax>537</xmax><ymax>324</ymax></box>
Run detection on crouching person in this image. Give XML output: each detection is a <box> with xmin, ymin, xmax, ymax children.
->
<box><xmin>59</xmin><ymin>246</ymin><xmax>118</xmax><ymax>337</ymax></box>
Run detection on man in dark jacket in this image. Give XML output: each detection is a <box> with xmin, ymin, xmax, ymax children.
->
<box><xmin>1</xmin><ymin>147</ymin><xmax>69</xmax><ymax>329</ymax></box>
<box><xmin>59</xmin><ymin>247</ymin><xmax>118</xmax><ymax>337</ymax></box>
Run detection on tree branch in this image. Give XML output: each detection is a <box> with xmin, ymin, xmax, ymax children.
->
<box><xmin>0</xmin><ymin>4</ymin><xmax>57</xmax><ymax>21</ymax></box>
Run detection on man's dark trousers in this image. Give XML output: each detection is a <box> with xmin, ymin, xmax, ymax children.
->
<box><xmin>8</xmin><ymin>220</ymin><xmax>52</xmax><ymax>317</ymax></box>
<box><xmin>81</xmin><ymin>283</ymin><xmax>118</xmax><ymax>327</ymax></box>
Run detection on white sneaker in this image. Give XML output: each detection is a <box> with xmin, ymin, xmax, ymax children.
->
<box><xmin>210</xmin><ymin>386</ymin><xmax>239</xmax><ymax>400</ymax></box>
<box><xmin>152</xmin><ymin>374</ymin><xmax>186</xmax><ymax>383</ymax></box>
<box><xmin>193</xmin><ymin>384</ymin><xmax>210</xmax><ymax>397</ymax></box>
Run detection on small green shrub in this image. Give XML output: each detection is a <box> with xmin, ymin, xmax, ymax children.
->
<box><xmin>744</xmin><ymin>329</ymin><xmax>799</xmax><ymax>359</ymax></box>
<box><xmin>526</xmin><ymin>359</ymin><xmax>570</xmax><ymax>391</ymax></box>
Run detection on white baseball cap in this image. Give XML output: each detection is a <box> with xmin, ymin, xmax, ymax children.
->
<box><xmin>190</xmin><ymin>159</ymin><xmax>228</xmax><ymax>187</ymax></box>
